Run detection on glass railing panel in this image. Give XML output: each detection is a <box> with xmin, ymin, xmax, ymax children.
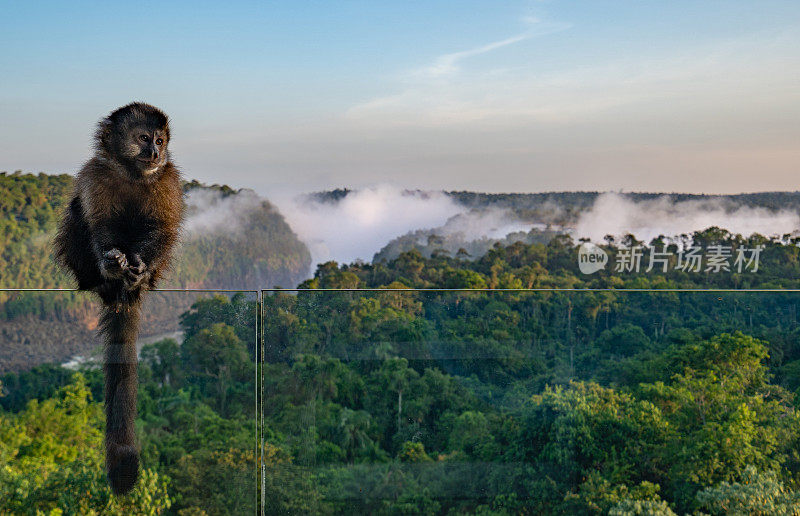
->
<box><xmin>261</xmin><ymin>289</ymin><xmax>800</xmax><ymax>515</ymax></box>
<box><xmin>0</xmin><ymin>289</ymin><xmax>258</xmax><ymax>515</ymax></box>
<box><xmin>4</xmin><ymin>287</ymin><xmax>797</xmax><ymax>514</ymax></box>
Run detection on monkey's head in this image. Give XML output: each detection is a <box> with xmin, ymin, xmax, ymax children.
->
<box><xmin>96</xmin><ymin>102</ymin><xmax>171</xmax><ymax>180</ymax></box>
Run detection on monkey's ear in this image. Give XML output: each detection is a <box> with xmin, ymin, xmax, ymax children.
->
<box><xmin>94</xmin><ymin>118</ymin><xmax>113</xmax><ymax>150</ymax></box>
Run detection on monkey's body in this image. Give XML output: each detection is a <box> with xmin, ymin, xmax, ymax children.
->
<box><xmin>54</xmin><ymin>103</ymin><xmax>183</xmax><ymax>495</ymax></box>
<box><xmin>58</xmin><ymin>157</ymin><xmax>182</xmax><ymax>303</ymax></box>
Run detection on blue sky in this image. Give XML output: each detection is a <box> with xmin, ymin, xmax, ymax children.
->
<box><xmin>1</xmin><ymin>0</ymin><xmax>799</xmax><ymax>193</ymax></box>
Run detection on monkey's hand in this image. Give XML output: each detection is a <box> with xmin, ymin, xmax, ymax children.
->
<box><xmin>100</xmin><ymin>249</ymin><xmax>129</xmax><ymax>280</ymax></box>
<box><xmin>124</xmin><ymin>253</ymin><xmax>149</xmax><ymax>288</ymax></box>
<box><xmin>100</xmin><ymin>250</ymin><xmax>149</xmax><ymax>289</ymax></box>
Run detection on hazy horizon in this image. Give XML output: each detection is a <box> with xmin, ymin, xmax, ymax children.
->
<box><xmin>4</xmin><ymin>169</ymin><xmax>800</xmax><ymax>198</ymax></box>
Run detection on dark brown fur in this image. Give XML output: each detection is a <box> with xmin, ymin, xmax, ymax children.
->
<box><xmin>53</xmin><ymin>102</ymin><xmax>183</xmax><ymax>495</ymax></box>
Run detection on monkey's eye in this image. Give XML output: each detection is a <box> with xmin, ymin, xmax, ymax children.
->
<box><xmin>156</xmin><ymin>138</ymin><xmax>163</xmax><ymax>146</ymax></box>
<box><xmin>140</xmin><ymin>135</ymin><xmax>150</xmax><ymax>143</ymax></box>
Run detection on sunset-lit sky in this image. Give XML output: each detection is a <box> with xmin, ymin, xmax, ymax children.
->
<box><xmin>1</xmin><ymin>0</ymin><xmax>799</xmax><ymax>194</ymax></box>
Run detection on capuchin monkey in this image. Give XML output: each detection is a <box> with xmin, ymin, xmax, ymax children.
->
<box><xmin>54</xmin><ymin>102</ymin><xmax>183</xmax><ymax>495</ymax></box>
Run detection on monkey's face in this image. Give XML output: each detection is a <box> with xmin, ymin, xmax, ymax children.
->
<box><xmin>97</xmin><ymin>103</ymin><xmax>172</xmax><ymax>179</ymax></box>
<box><xmin>121</xmin><ymin>124</ymin><xmax>169</xmax><ymax>177</ymax></box>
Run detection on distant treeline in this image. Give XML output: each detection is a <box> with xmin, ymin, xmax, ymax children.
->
<box><xmin>312</xmin><ymin>188</ymin><xmax>800</xmax><ymax>220</ymax></box>
<box><xmin>447</xmin><ymin>189</ymin><xmax>800</xmax><ymax>215</ymax></box>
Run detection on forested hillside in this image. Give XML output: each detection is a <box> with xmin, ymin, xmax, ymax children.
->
<box><xmin>373</xmin><ymin>226</ymin><xmax>561</xmax><ymax>263</ymax></box>
<box><xmin>0</xmin><ymin>171</ymin><xmax>310</xmax><ymax>293</ymax></box>
<box><xmin>0</xmin><ymin>171</ymin><xmax>311</xmax><ymax>371</ymax></box>
<box><xmin>0</xmin><ymin>172</ymin><xmax>73</xmax><ymax>290</ymax></box>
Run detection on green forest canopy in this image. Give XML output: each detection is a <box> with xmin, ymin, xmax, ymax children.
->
<box><xmin>4</xmin><ymin>239</ymin><xmax>800</xmax><ymax>512</ymax></box>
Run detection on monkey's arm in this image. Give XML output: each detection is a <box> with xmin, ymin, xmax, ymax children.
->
<box><xmin>129</xmin><ymin>173</ymin><xmax>183</xmax><ymax>283</ymax></box>
<box><xmin>82</xmin><ymin>218</ymin><xmax>147</xmax><ymax>291</ymax></box>
<box><xmin>76</xmin><ymin>176</ymin><xmax>127</xmax><ymax>279</ymax></box>
<box><xmin>87</xmin><ymin>224</ymin><xmax>128</xmax><ymax>280</ymax></box>
<box><xmin>126</xmin><ymin>228</ymin><xmax>178</xmax><ymax>286</ymax></box>
<box><xmin>89</xmin><ymin>225</ymin><xmax>116</xmax><ymax>262</ymax></box>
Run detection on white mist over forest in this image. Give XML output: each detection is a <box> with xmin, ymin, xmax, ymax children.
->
<box><xmin>194</xmin><ymin>186</ymin><xmax>800</xmax><ymax>270</ymax></box>
<box><xmin>183</xmin><ymin>188</ymin><xmax>264</xmax><ymax>236</ymax></box>
<box><xmin>272</xmin><ymin>186</ymin><xmax>464</xmax><ymax>266</ymax></box>
<box><xmin>572</xmin><ymin>193</ymin><xmax>800</xmax><ymax>244</ymax></box>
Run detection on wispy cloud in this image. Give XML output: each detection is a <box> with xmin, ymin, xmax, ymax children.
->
<box><xmin>412</xmin><ymin>18</ymin><xmax>571</xmax><ymax>79</ymax></box>
<box><xmin>416</xmin><ymin>33</ymin><xmax>533</xmax><ymax>78</ymax></box>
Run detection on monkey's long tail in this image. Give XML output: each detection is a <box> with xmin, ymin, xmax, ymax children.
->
<box><xmin>100</xmin><ymin>301</ymin><xmax>142</xmax><ymax>495</ymax></box>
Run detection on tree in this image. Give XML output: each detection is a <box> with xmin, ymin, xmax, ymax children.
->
<box><xmin>0</xmin><ymin>375</ymin><xmax>171</xmax><ymax>515</ymax></box>
<box><xmin>372</xmin><ymin>358</ymin><xmax>419</xmax><ymax>438</ymax></box>
<box><xmin>337</xmin><ymin>408</ymin><xmax>374</xmax><ymax>463</ymax></box>
<box><xmin>696</xmin><ymin>466</ymin><xmax>800</xmax><ymax>515</ymax></box>
<box><xmin>639</xmin><ymin>333</ymin><xmax>800</xmax><ymax>511</ymax></box>
<box><xmin>508</xmin><ymin>381</ymin><xmax>671</xmax><ymax>512</ymax></box>
<box><xmin>398</xmin><ymin>441</ymin><xmax>433</xmax><ymax>463</ymax></box>
<box><xmin>447</xmin><ymin>411</ymin><xmax>493</xmax><ymax>459</ymax></box>
<box><xmin>181</xmin><ymin>323</ymin><xmax>254</xmax><ymax>416</ymax></box>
